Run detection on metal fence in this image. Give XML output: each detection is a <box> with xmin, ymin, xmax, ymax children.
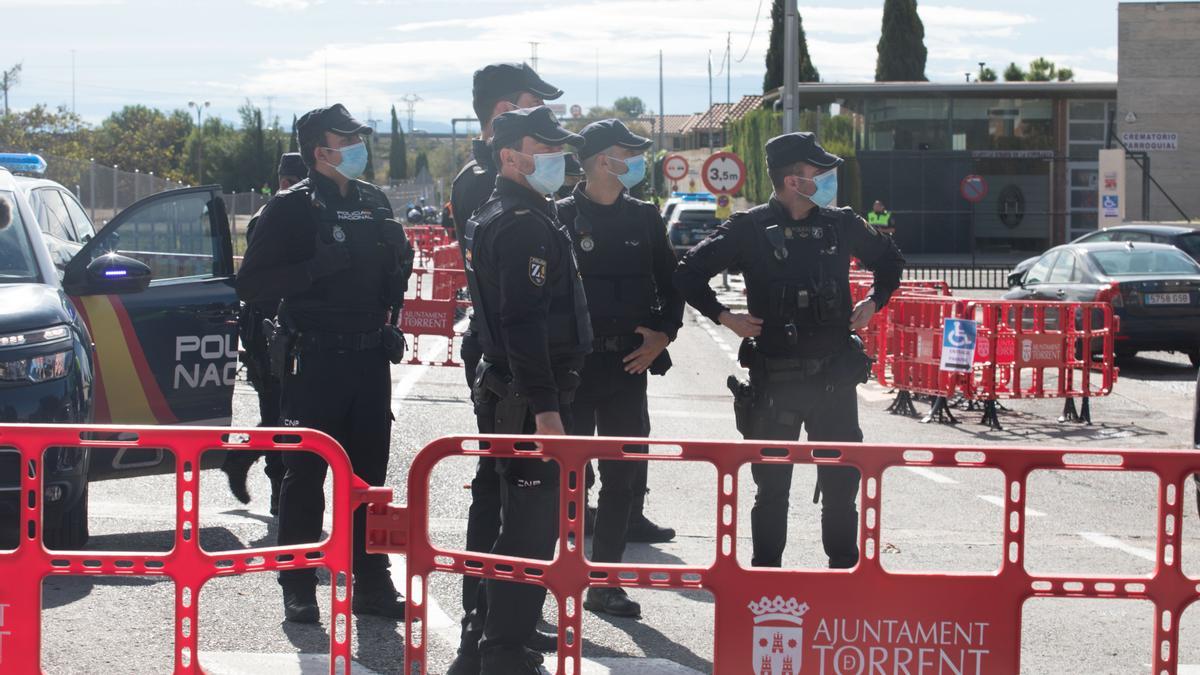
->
<box><xmin>43</xmin><ymin>155</ymin><xmax>184</xmax><ymax>227</ymax></box>
<box><xmin>903</xmin><ymin>263</ymin><xmax>1014</xmax><ymax>290</ymax></box>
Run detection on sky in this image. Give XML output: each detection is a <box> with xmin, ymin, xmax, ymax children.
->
<box><xmin>0</xmin><ymin>0</ymin><xmax>1137</xmax><ymax>133</ymax></box>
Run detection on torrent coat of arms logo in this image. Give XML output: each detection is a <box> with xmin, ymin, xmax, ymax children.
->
<box><xmin>749</xmin><ymin>595</ymin><xmax>809</xmax><ymax>675</ymax></box>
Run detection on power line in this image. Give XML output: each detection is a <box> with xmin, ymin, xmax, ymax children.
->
<box><xmin>399</xmin><ymin>93</ymin><xmax>422</xmax><ymax>132</ymax></box>
<box><xmin>736</xmin><ymin>0</ymin><xmax>767</xmax><ymax>63</ymax></box>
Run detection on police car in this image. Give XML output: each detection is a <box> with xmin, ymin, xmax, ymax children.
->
<box><xmin>0</xmin><ymin>155</ymin><xmax>239</xmax><ymax>548</ymax></box>
<box><xmin>1</xmin><ymin>154</ymin><xmax>97</xmax><ymax>272</ymax></box>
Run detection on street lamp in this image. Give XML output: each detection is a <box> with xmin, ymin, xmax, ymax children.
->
<box><xmin>188</xmin><ymin>101</ymin><xmax>210</xmax><ymax>184</ymax></box>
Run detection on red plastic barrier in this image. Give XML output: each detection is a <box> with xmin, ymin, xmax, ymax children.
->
<box><xmin>366</xmin><ymin>434</ymin><xmax>1200</xmax><ymax>674</ymax></box>
<box><xmin>0</xmin><ymin>424</ymin><xmax>390</xmax><ymax>674</ymax></box>
<box><xmin>400</xmin><ymin>268</ymin><xmax>466</xmax><ymax>367</ymax></box>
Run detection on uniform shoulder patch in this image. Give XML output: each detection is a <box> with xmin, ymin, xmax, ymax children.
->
<box><xmin>528</xmin><ymin>257</ymin><xmax>547</xmax><ymax>287</ymax></box>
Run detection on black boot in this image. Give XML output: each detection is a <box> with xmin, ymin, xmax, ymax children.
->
<box><xmin>352</xmin><ymin>573</ymin><xmax>406</xmax><ymax>619</ymax></box>
<box><xmin>282</xmin><ymin>584</ymin><xmax>319</xmax><ymax>624</ymax></box>
<box><xmin>221</xmin><ymin>456</ymin><xmax>253</xmax><ymax>505</ymax></box>
<box><xmin>269</xmin><ymin>474</ymin><xmax>282</xmax><ymax>516</ymax></box>
<box><xmin>627</xmin><ymin>468</ymin><xmax>675</xmax><ymax>543</ymax></box>
<box><xmin>524</xmin><ymin>628</ymin><xmax>558</xmax><ymax>653</ymax></box>
<box><xmin>480</xmin><ymin>646</ymin><xmax>549</xmax><ymax>675</ymax></box>
<box><xmin>584</xmin><ymin>587</ymin><xmax>641</xmax><ymax>618</ymax></box>
<box><xmin>447</xmin><ymin>651</ymin><xmax>481</xmax><ymax>675</ymax></box>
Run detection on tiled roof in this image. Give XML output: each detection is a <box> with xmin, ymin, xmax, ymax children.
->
<box><xmin>632</xmin><ymin>114</ymin><xmax>697</xmax><ymax>136</ymax></box>
<box><xmin>681</xmin><ymin>95</ymin><xmax>764</xmax><ymax>132</ymax></box>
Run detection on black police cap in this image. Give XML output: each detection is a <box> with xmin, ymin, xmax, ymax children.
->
<box><xmin>277</xmin><ymin>152</ymin><xmax>307</xmax><ymax>178</ymax></box>
<box><xmin>296</xmin><ymin>103</ymin><xmax>372</xmax><ymax>148</ymax></box>
<box><xmin>473</xmin><ymin>63</ymin><xmax>562</xmax><ymax>107</ymax></box>
<box><xmin>577</xmin><ymin>118</ymin><xmax>653</xmax><ymax>161</ymax></box>
<box><xmin>564</xmin><ymin>152</ymin><xmax>584</xmax><ymax>177</ymax></box>
<box><xmin>491</xmin><ymin>106</ymin><xmax>584</xmax><ymax>150</ymax></box>
<box><xmin>765</xmin><ymin>132</ymin><xmax>842</xmax><ymax>170</ymax></box>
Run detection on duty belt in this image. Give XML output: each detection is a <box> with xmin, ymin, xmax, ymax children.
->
<box><xmin>751</xmin><ymin>352</ymin><xmax>832</xmax><ymax>383</ymax></box>
<box><xmin>296</xmin><ymin>329</ymin><xmax>383</xmax><ymax>352</ymax></box>
<box><xmin>480</xmin><ymin>358</ymin><xmax>579</xmax><ymax>404</ymax></box>
<box><xmin>591</xmin><ymin>334</ymin><xmax>641</xmax><ymax>353</ymax></box>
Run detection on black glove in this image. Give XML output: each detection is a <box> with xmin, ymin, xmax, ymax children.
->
<box><xmin>307</xmin><ymin>233</ymin><xmax>350</xmax><ymax>280</ymax></box>
<box><xmin>379</xmin><ymin>217</ymin><xmax>414</xmax><ymax>277</ymax></box>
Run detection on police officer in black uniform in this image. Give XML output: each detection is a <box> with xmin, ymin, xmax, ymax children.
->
<box><xmin>556</xmin><ymin>119</ymin><xmax>683</xmax><ymax>619</ymax></box>
<box><xmin>236</xmin><ymin>104</ymin><xmax>412</xmax><ymax>623</ymax></box>
<box><xmin>450</xmin><ymin>62</ymin><xmax>564</xmax><ymax>656</ymax></box>
<box><xmin>223</xmin><ymin>152</ymin><xmax>308</xmax><ymax>514</ymax></box>
<box><xmin>675</xmin><ymin>132</ymin><xmax>904</xmax><ymax>570</ymax></box>
<box><xmin>448</xmin><ymin>106</ymin><xmax>590</xmax><ymax>675</ymax></box>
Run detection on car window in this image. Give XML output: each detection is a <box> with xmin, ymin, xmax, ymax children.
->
<box><xmin>1076</xmin><ymin>230</ymin><xmax>1112</xmax><ymax>243</ymax></box>
<box><xmin>1047</xmin><ymin>251</ymin><xmax>1079</xmax><ymax>283</ymax></box>
<box><xmin>1092</xmin><ymin>248</ymin><xmax>1200</xmax><ymax>276</ymax></box>
<box><xmin>31</xmin><ymin>188</ymin><xmax>76</xmax><ymax>242</ymax></box>
<box><xmin>677</xmin><ymin>210</ymin><xmax>718</xmax><ymax>228</ymax></box>
<box><xmin>1173</xmin><ymin>232</ymin><xmax>1200</xmax><ymax>261</ymax></box>
<box><xmin>1112</xmin><ymin>231</ymin><xmax>1153</xmax><ymax>243</ymax></box>
<box><xmin>1024</xmin><ymin>251</ymin><xmax>1058</xmax><ymax>285</ymax></box>
<box><xmin>0</xmin><ymin>191</ymin><xmax>41</xmax><ymax>283</ymax></box>
<box><xmin>59</xmin><ymin>191</ymin><xmax>95</xmax><ymax>241</ymax></box>
<box><xmin>662</xmin><ymin>203</ymin><xmax>678</xmax><ymax>221</ymax></box>
<box><xmin>89</xmin><ymin>192</ymin><xmax>217</xmax><ymax>283</ymax></box>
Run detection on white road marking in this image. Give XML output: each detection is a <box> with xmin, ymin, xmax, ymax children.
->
<box><xmin>976</xmin><ymin>494</ymin><xmax>1045</xmax><ymax>516</ymax></box>
<box><xmin>388</xmin><ymin>553</ymin><xmax>458</xmax><ymax>643</ymax></box>
<box><xmin>903</xmin><ymin>466</ymin><xmax>959</xmax><ymax>484</ymax></box>
<box><xmin>1079</xmin><ymin>532</ymin><xmax>1157</xmax><ymax>561</ymax></box>
<box><xmin>391</xmin><ymin>317</ymin><xmax>469</xmax><ymax>415</ymax></box>
<box><xmin>198</xmin><ymin>652</ymin><xmax>381</xmax><ymax>674</ymax></box>
<box><xmin>582</xmin><ymin>658</ymin><xmax>705</xmax><ymax>674</ymax></box>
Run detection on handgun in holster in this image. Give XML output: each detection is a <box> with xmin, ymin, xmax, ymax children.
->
<box><xmin>474</xmin><ymin>363</ymin><xmax>529</xmax><ymax>434</ymax></box>
<box><xmin>727</xmin><ymin>375</ymin><xmax>758</xmax><ymax>437</ymax></box>
<box><xmin>264</xmin><ymin>302</ymin><xmax>297</xmax><ymax>377</ymax></box>
<box><xmin>381</xmin><ymin>305</ymin><xmax>407</xmax><ymax>365</ymax></box>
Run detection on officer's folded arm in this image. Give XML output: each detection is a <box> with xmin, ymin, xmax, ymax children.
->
<box><xmin>236</xmin><ymin>200</ymin><xmax>321</xmax><ymax>303</ymax></box>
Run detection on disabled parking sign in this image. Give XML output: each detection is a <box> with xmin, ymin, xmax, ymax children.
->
<box><xmin>939</xmin><ymin>318</ymin><xmax>977</xmax><ymax>373</ymax></box>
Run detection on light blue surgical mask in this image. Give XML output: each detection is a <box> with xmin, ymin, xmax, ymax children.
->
<box><xmin>518</xmin><ymin>151</ymin><xmax>567</xmax><ymax>195</ymax></box>
<box><xmin>322</xmin><ymin>142</ymin><xmax>368</xmax><ymax>180</ymax></box>
<box><xmin>797</xmin><ymin>170</ymin><xmax>838</xmax><ymax>208</ymax></box>
<box><xmin>606</xmin><ymin>154</ymin><xmax>647</xmax><ymax>189</ymax></box>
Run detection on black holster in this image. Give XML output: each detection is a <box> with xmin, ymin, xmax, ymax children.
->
<box><xmin>827</xmin><ymin>334</ymin><xmax>874</xmax><ymax>388</ymax></box>
<box><xmin>727</xmin><ymin>375</ymin><xmax>759</xmax><ymax>437</ymax></box>
<box><xmin>474</xmin><ymin>363</ymin><xmax>529</xmax><ymax>434</ymax></box>
<box><xmin>264</xmin><ymin>318</ymin><xmax>296</xmax><ymax>378</ymax></box>
<box><xmin>381</xmin><ymin>325</ymin><xmax>407</xmax><ymax>365</ymax></box>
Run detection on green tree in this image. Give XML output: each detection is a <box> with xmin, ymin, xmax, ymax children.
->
<box><xmin>979</xmin><ymin>67</ymin><xmax>998</xmax><ymax>82</ymax></box>
<box><xmin>289</xmin><ymin>114</ymin><xmax>298</xmax><ymax>152</ymax></box>
<box><xmin>614</xmin><ymin>96</ymin><xmax>645</xmax><ymax>118</ymax></box>
<box><xmin>0</xmin><ymin>104</ymin><xmax>90</xmax><ymax>160</ymax></box>
<box><xmin>363</xmin><ymin>139</ymin><xmax>376</xmax><ymax>182</ymax></box>
<box><xmin>1056</xmin><ymin>66</ymin><xmax>1075</xmax><ymax>82</ymax></box>
<box><xmin>92</xmin><ymin>105</ymin><xmax>194</xmax><ymax>182</ymax></box>
<box><xmin>875</xmin><ymin>0</ymin><xmax>928</xmax><ymax>81</ymax></box>
<box><xmin>413</xmin><ymin>151</ymin><xmax>429</xmax><ymax>178</ymax></box>
<box><xmin>762</xmin><ymin>0</ymin><xmax>819</xmax><ymax>93</ymax></box>
<box><xmin>1003</xmin><ymin>62</ymin><xmax>1026</xmax><ymax>82</ymax></box>
<box><xmin>232</xmin><ymin>101</ymin><xmax>272</xmax><ymax>192</ymax></box>
<box><xmin>388</xmin><ymin>105</ymin><xmax>408</xmax><ymax>181</ymax></box>
<box><xmin>1027</xmin><ymin>57</ymin><xmax>1057</xmax><ymax>82</ymax></box>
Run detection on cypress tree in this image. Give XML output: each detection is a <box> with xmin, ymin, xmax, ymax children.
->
<box><xmin>762</xmin><ymin>0</ymin><xmax>819</xmax><ymax>94</ymax></box>
<box><xmin>288</xmin><ymin>114</ymin><xmax>298</xmax><ymax>152</ymax></box>
<box><xmin>414</xmin><ymin>151</ymin><xmax>429</xmax><ymax>178</ymax></box>
<box><xmin>363</xmin><ymin>138</ymin><xmax>376</xmax><ymax>182</ymax></box>
<box><xmin>875</xmin><ymin>0</ymin><xmax>928</xmax><ymax>82</ymax></box>
<box><xmin>389</xmin><ymin>106</ymin><xmax>408</xmax><ymax>181</ymax></box>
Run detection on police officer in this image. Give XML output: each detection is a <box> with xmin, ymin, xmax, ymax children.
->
<box><xmin>867</xmin><ymin>200</ymin><xmax>895</xmax><ymax>236</ymax></box>
<box><xmin>448</xmin><ymin>106</ymin><xmax>590</xmax><ymax>675</ymax></box>
<box><xmin>674</xmin><ymin>132</ymin><xmax>904</xmax><ymax>569</ymax></box>
<box><xmin>222</xmin><ymin>152</ymin><xmax>308</xmax><ymax>514</ymax></box>
<box><xmin>556</xmin><ymin>152</ymin><xmax>584</xmax><ymax>199</ymax></box>
<box><xmin>236</xmin><ymin>104</ymin><xmax>412</xmax><ymax>623</ymax></box>
<box><xmin>556</xmin><ymin>119</ymin><xmax>683</xmax><ymax>619</ymax></box>
<box><xmin>450</xmin><ymin>62</ymin><xmax>564</xmax><ymax>656</ymax></box>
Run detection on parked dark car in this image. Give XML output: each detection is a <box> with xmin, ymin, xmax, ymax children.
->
<box><xmin>1</xmin><ymin>167</ymin><xmax>239</xmax><ymax>549</ymax></box>
<box><xmin>1007</xmin><ymin>224</ymin><xmax>1200</xmax><ymax>287</ymax></box>
<box><xmin>1004</xmin><ymin>241</ymin><xmax>1200</xmax><ymax>365</ymax></box>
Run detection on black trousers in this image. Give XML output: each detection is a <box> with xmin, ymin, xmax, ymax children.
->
<box><xmin>459</xmin><ymin>329</ymin><xmax>502</xmax><ymax>615</ymax></box>
<box><xmin>222</xmin><ymin>370</ymin><xmax>286</xmax><ymax>481</ymax></box>
<box><xmin>745</xmin><ymin>375</ymin><xmax>862</xmax><ymax>569</ymax></box>
<box><xmin>461</xmin><ymin>396</ymin><xmax>572</xmax><ymax>656</ymax></box>
<box><xmin>276</xmin><ymin>345</ymin><xmax>392</xmax><ymax>588</ymax></box>
<box><xmin>569</xmin><ymin>351</ymin><xmax>650</xmax><ymax>563</ymax></box>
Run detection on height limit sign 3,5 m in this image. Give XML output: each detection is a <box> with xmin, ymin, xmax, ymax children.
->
<box><xmin>702</xmin><ymin>152</ymin><xmax>746</xmax><ymax>195</ymax></box>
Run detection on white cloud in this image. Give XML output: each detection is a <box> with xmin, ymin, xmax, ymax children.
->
<box><xmin>250</xmin><ymin>0</ymin><xmax>319</xmax><ymax>8</ymax></box>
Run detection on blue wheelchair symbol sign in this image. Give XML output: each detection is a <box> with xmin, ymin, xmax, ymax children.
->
<box><xmin>1102</xmin><ymin>195</ymin><xmax>1119</xmax><ymax>209</ymax></box>
<box><xmin>940</xmin><ymin>319</ymin><xmax>978</xmax><ymax>372</ymax></box>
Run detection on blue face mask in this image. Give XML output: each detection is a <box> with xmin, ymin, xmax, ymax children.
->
<box><xmin>797</xmin><ymin>170</ymin><xmax>838</xmax><ymax>208</ymax></box>
<box><xmin>518</xmin><ymin>151</ymin><xmax>566</xmax><ymax>195</ymax></box>
<box><xmin>606</xmin><ymin>154</ymin><xmax>647</xmax><ymax>189</ymax></box>
<box><xmin>323</xmin><ymin>142</ymin><xmax>368</xmax><ymax>180</ymax></box>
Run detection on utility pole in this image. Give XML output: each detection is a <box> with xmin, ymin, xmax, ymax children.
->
<box><xmin>188</xmin><ymin>101</ymin><xmax>210</xmax><ymax>184</ymax></box>
<box><xmin>529</xmin><ymin>42</ymin><xmax>540</xmax><ymax>72</ymax></box>
<box><xmin>658</xmin><ymin>50</ymin><xmax>664</xmax><ymax>197</ymax></box>
<box><xmin>324</xmin><ymin>49</ymin><xmax>329</xmax><ymax>105</ymax></box>
<box><xmin>707</xmin><ymin>51</ymin><xmax>713</xmax><ymax>153</ymax></box>
<box><xmin>71</xmin><ymin>51</ymin><xmax>76</xmax><ymax>121</ymax></box>
<box><xmin>978</xmin><ymin>61</ymin><xmax>986</xmax><ymax>81</ymax></box>
<box><xmin>594</xmin><ymin>49</ymin><xmax>600</xmax><ymax>109</ymax></box>
<box><xmin>1</xmin><ymin>63</ymin><xmax>21</xmax><ymax>117</ymax></box>
<box><xmin>400</xmin><ymin>93</ymin><xmax>422</xmax><ymax>132</ymax></box>
<box><xmin>266</xmin><ymin>96</ymin><xmax>275</xmax><ymax>130</ymax></box>
<box><xmin>726</xmin><ymin>32</ymin><xmax>731</xmax><ymax>147</ymax></box>
<box><xmin>782</xmin><ymin>0</ymin><xmax>799</xmax><ymax>133</ymax></box>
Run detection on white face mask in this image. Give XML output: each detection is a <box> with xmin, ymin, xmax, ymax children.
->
<box><xmin>514</xmin><ymin>150</ymin><xmax>567</xmax><ymax>195</ymax></box>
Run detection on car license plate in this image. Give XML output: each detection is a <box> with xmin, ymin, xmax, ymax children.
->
<box><xmin>1144</xmin><ymin>292</ymin><xmax>1191</xmax><ymax>305</ymax></box>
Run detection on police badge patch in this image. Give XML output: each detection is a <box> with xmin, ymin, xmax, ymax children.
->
<box><xmin>332</xmin><ymin>225</ymin><xmax>347</xmax><ymax>242</ymax></box>
<box><xmin>580</xmin><ymin>236</ymin><xmax>595</xmax><ymax>252</ymax></box>
<box><xmin>529</xmin><ymin>257</ymin><xmax>547</xmax><ymax>287</ymax></box>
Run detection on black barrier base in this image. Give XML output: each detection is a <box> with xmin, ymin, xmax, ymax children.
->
<box><xmin>1059</xmin><ymin>397</ymin><xmax>1093</xmax><ymax>425</ymax></box>
<box><xmin>921</xmin><ymin>396</ymin><xmax>959</xmax><ymax>425</ymax></box>
<box><xmin>979</xmin><ymin>400</ymin><xmax>1003</xmax><ymax>430</ymax></box>
<box><xmin>887</xmin><ymin>391</ymin><xmax>920</xmax><ymax>418</ymax></box>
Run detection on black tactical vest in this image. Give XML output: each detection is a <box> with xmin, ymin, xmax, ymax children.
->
<box><xmin>466</xmin><ymin>197</ymin><xmax>593</xmax><ymax>361</ymax></box>
<box><xmin>561</xmin><ymin>197</ymin><xmax>655</xmax><ymax>337</ymax></box>
<box><xmin>741</xmin><ymin>204</ymin><xmax>852</xmax><ymax>355</ymax></box>
<box><xmin>284</xmin><ymin>180</ymin><xmax>404</xmax><ymax>332</ymax></box>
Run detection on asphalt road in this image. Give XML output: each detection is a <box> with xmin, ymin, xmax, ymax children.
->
<box><xmin>33</xmin><ymin>288</ymin><xmax>1200</xmax><ymax>675</ymax></box>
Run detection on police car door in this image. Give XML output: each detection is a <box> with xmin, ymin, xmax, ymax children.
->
<box><xmin>61</xmin><ymin>186</ymin><xmax>238</xmax><ymax>428</ymax></box>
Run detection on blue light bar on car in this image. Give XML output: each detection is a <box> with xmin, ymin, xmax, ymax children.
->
<box><xmin>671</xmin><ymin>192</ymin><xmax>715</xmax><ymax>202</ymax></box>
<box><xmin>0</xmin><ymin>153</ymin><xmax>47</xmax><ymax>175</ymax></box>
